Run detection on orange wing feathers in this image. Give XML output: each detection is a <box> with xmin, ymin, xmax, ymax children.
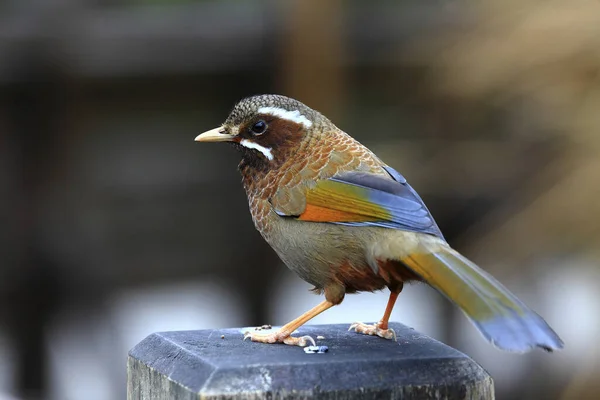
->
<box><xmin>298</xmin><ymin>179</ymin><xmax>391</xmax><ymax>223</ymax></box>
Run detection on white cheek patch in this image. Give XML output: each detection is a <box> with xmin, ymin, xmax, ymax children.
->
<box><xmin>240</xmin><ymin>139</ymin><xmax>274</xmax><ymax>161</ymax></box>
<box><xmin>257</xmin><ymin>107</ymin><xmax>313</xmax><ymax>129</ymax></box>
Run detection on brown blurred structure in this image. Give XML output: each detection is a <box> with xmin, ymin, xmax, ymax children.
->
<box><xmin>0</xmin><ymin>1</ymin><xmax>598</xmax><ymax>399</ymax></box>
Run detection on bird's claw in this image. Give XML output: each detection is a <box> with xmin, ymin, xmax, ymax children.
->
<box><xmin>349</xmin><ymin>321</ymin><xmax>397</xmax><ymax>341</ymax></box>
<box><xmin>283</xmin><ymin>335</ymin><xmax>316</xmax><ymax>347</ymax></box>
<box><xmin>243</xmin><ymin>330</ymin><xmax>315</xmax><ymax>347</ymax></box>
<box><xmin>348</xmin><ymin>322</ymin><xmax>361</xmax><ymax>332</ymax></box>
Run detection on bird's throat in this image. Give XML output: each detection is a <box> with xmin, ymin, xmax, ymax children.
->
<box><xmin>231</xmin><ymin>142</ymin><xmax>273</xmax><ymax>176</ymax></box>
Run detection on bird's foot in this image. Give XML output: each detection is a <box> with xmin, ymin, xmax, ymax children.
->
<box><xmin>243</xmin><ymin>330</ymin><xmax>316</xmax><ymax>347</ymax></box>
<box><xmin>348</xmin><ymin>321</ymin><xmax>397</xmax><ymax>341</ymax></box>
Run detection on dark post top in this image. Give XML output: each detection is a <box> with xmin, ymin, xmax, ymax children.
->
<box><xmin>127</xmin><ymin>323</ymin><xmax>494</xmax><ymax>400</ymax></box>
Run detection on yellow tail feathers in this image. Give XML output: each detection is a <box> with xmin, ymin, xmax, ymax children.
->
<box><xmin>401</xmin><ymin>244</ymin><xmax>563</xmax><ymax>352</ymax></box>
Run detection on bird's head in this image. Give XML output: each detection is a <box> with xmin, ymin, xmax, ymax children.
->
<box><xmin>195</xmin><ymin>95</ymin><xmax>324</xmax><ymax>170</ymax></box>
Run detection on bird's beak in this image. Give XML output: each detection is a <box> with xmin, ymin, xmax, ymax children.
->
<box><xmin>194</xmin><ymin>126</ymin><xmax>236</xmax><ymax>142</ymax></box>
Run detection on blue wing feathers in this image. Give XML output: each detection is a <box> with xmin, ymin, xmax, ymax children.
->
<box><xmin>330</xmin><ymin>167</ymin><xmax>445</xmax><ymax>239</ymax></box>
<box><xmin>382</xmin><ymin>165</ymin><xmax>407</xmax><ymax>183</ymax></box>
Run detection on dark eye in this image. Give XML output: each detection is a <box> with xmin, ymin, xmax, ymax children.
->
<box><xmin>251</xmin><ymin>120</ymin><xmax>267</xmax><ymax>135</ymax></box>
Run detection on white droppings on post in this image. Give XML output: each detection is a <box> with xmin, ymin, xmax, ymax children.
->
<box><xmin>259</xmin><ymin>367</ymin><xmax>272</xmax><ymax>391</ymax></box>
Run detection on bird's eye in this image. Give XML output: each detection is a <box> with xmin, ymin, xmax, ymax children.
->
<box><xmin>251</xmin><ymin>120</ymin><xmax>267</xmax><ymax>135</ymax></box>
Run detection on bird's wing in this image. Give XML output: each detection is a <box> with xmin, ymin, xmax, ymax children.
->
<box><xmin>270</xmin><ymin>165</ymin><xmax>444</xmax><ymax>239</ymax></box>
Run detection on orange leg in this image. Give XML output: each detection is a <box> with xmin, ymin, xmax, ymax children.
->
<box><xmin>244</xmin><ymin>300</ymin><xmax>334</xmax><ymax>347</ymax></box>
<box><xmin>349</xmin><ymin>286</ymin><xmax>402</xmax><ymax>340</ymax></box>
<box><xmin>379</xmin><ymin>290</ymin><xmax>399</xmax><ymax>330</ymax></box>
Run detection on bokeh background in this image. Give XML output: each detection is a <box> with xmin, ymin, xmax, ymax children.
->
<box><xmin>1</xmin><ymin>0</ymin><xmax>599</xmax><ymax>399</ymax></box>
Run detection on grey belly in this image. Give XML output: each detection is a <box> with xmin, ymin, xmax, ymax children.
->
<box><xmin>260</xmin><ymin>213</ymin><xmax>373</xmax><ymax>289</ymax></box>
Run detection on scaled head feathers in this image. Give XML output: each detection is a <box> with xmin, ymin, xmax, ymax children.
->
<box><xmin>224</xmin><ymin>94</ymin><xmax>319</xmax><ymax>128</ymax></box>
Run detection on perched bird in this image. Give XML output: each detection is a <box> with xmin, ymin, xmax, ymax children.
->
<box><xmin>195</xmin><ymin>94</ymin><xmax>563</xmax><ymax>352</ymax></box>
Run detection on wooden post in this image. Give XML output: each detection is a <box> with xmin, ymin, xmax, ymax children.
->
<box><xmin>127</xmin><ymin>323</ymin><xmax>494</xmax><ymax>399</ymax></box>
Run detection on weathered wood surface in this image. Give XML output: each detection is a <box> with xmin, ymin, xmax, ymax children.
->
<box><xmin>127</xmin><ymin>323</ymin><xmax>494</xmax><ymax>400</ymax></box>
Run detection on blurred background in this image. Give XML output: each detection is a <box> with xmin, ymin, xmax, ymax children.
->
<box><xmin>1</xmin><ymin>0</ymin><xmax>599</xmax><ymax>399</ymax></box>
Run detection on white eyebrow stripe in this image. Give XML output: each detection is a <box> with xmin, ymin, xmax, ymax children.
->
<box><xmin>240</xmin><ymin>139</ymin><xmax>274</xmax><ymax>161</ymax></box>
<box><xmin>257</xmin><ymin>107</ymin><xmax>313</xmax><ymax>129</ymax></box>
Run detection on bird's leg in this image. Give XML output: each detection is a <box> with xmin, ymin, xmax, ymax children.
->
<box><xmin>349</xmin><ymin>285</ymin><xmax>403</xmax><ymax>340</ymax></box>
<box><xmin>244</xmin><ymin>300</ymin><xmax>334</xmax><ymax>347</ymax></box>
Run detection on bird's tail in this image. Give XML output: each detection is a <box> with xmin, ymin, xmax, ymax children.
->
<box><xmin>400</xmin><ymin>242</ymin><xmax>564</xmax><ymax>352</ymax></box>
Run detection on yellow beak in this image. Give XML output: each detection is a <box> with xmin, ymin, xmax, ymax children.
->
<box><xmin>194</xmin><ymin>126</ymin><xmax>236</xmax><ymax>142</ymax></box>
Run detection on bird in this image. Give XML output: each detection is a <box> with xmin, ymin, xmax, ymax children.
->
<box><xmin>195</xmin><ymin>94</ymin><xmax>564</xmax><ymax>352</ymax></box>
